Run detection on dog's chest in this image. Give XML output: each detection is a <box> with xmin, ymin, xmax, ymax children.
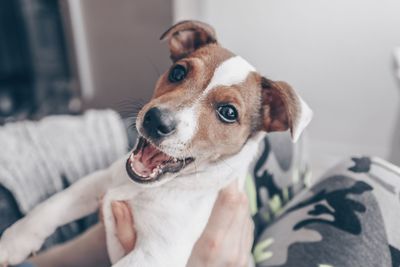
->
<box><xmin>127</xmin><ymin>186</ymin><xmax>218</xmax><ymax>237</ymax></box>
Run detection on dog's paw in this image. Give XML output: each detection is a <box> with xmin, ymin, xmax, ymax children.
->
<box><xmin>0</xmin><ymin>220</ymin><xmax>46</xmax><ymax>265</ymax></box>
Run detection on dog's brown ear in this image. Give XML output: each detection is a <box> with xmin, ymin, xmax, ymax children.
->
<box><xmin>160</xmin><ymin>20</ymin><xmax>217</xmax><ymax>61</ymax></box>
<box><xmin>260</xmin><ymin>77</ymin><xmax>313</xmax><ymax>142</ymax></box>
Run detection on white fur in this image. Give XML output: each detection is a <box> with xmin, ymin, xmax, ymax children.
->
<box><xmin>176</xmin><ymin>107</ymin><xmax>197</xmax><ymax>143</ymax></box>
<box><xmin>291</xmin><ymin>96</ymin><xmax>313</xmax><ymax>142</ymax></box>
<box><xmin>0</xmin><ymin>132</ymin><xmax>266</xmax><ymax>267</ymax></box>
<box><xmin>161</xmin><ymin>106</ymin><xmax>197</xmax><ymax>157</ymax></box>
<box><xmin>203</xmin><ymin>56</ymin><xmax>256</xmax><ymax>96</ymax></box>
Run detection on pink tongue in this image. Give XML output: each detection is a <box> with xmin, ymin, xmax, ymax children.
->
<box><xmin>132</xmin><ymin>143</ymin><xmax>171</xmax><ymax>177</ymax></box>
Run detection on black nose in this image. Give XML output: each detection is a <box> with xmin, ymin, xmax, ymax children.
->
<box><xmin>143</xmin><ymin>107</ymin><xmax>177</xmax><ymax>139</ymax></box>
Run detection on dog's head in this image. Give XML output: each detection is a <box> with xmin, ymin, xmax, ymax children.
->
<box><xmin>127</xmin><ymin>20</ymin><xmax>312</xmax><ymax>185</ymax></box>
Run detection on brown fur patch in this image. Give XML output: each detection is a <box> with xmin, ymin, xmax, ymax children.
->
<box><xmin>160</xmin><ymin>20</ymin><xmax>218</xmax><ymax>61</ymax></box>
<box><xmin>143</xmin><ymin>44</ymin><xmax>234</xmax><ymax>113</ymax></box>
<box><xmin>189</xmin><ymin>72</ymin><xmax>262</xmax><ymax>160</ymax></box>
<box><xmin>260</xmin><ymin>78</ymin><xmax>301</xmax><ymax>136</ymax></box>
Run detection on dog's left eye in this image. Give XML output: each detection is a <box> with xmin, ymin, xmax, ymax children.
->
<box><xmin>168</xmin><ymin>65</ymin><xmax>187</xmax><ymax>83</ymax></box>
<box><xmin>217</xmin><ymin>105</ymin><xmax>238</xmax><ymax>123</ymax></box>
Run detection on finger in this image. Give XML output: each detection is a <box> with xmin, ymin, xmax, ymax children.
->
<box><xmin>204</xmin><ymin>186</ymin><xmax>243</xmax><ymax>236</ymax></box>
<box><xmin>223</xmin><ymin>194</ymin><xmax>249</xmax><ymax>251</ymax></box>
<box><xmin>239</xmin><ymin>218</ymin><xmax>255</xmax><ymax>266</ymax></box>
<box><xmin>245</xmin><ymin>217</ymin><xmax>255</xmax><ymax>251</ymax></box>
<box><xmin>112</xmin><ymin>201</ymin><xmax>124</xmax><ymax>223</ymax></box>
<box><xmin>220</xmin><ymin>179</ymin><xmax>239</xmax><ymax>195</ymax></box>
<box><xmin>225</xmin><ymin>201</ymin><xmax>252</xmax><ymax>266</ymax></box>
<box><xmin>215</xmin><ymin>194</ymin><xmax>251</xmax><ymax>266</ymax></box>
<box><xmin>112</xmin><ymin>201</ymin><xmax>136</xmax><ymax>253</ymax></box>
<box><xmin>113</xmin><ymin>201</ymin><xmax>136</xmax><ymax>252</ymax></box>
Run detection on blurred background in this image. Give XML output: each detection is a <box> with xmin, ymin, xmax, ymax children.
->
<box><xmin>0</xmin><ymin>0</ymin><xmax>399</xmax><ymax>175</ymax></box>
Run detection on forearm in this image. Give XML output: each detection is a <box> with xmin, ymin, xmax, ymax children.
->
<box><xmin>29</xmin><ymin>223</ymin><xmax>110</xmax><ymax>267</ymax></box>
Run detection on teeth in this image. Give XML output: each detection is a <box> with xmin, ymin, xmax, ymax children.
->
<box><xmin>130</xmin><ymin>154</ymin><xmax>134</xmax><ymax>161</ymax></box>
<box><xmin>150</xmin><ymin>167</ymin><xmax>159</xmax><ymax>178</ymax></box>
<box><xmin>173</xmin><ymin>158</ymin><xmax>178</xmax><ymax>162</ymax></box>
<box><xmin>130</xmin><ymin>162</ymin><xmax>146</xmax><ymax>178</ymax></box>
<box><xmin>149</xmin><ymin>165</ymin><xmax>163</xmax><ymax>178</ymax></box>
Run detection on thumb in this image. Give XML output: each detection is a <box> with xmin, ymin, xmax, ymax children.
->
<box><xmin>111</xmin><ymin>201</ymin><xmax>137</xmax><ymax>253</ymax></box>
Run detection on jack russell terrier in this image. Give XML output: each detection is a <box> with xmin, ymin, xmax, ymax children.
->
<box><xmin>0</xmin><ymin>20</ymin><xmax>312</xmax><ymax>267</ymax></box>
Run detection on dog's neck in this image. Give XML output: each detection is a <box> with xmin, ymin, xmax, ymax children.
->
<box><xmin>160</xmin><ymin>131</ymin><xmax>266</xmax><ymax>193</ymax></box>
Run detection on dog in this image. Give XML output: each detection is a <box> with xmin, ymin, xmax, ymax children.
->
<box><xmin>0</xmin><ymin>20</ymin><xmax>312</xmax><ymax>267</ymax></box>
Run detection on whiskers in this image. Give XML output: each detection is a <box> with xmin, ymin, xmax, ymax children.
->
<box><xmin>187</xmin><ymin>144</ymin><xmax>197</xmax><ymax>173</ymax></box>
<box><xmin>115</xmin><ymin>98</ymin><xmax>146</xmax><ymax>131</ymax></box>
<box><xmin>116</xmin><ymin>98</ymin><xmax>146</xmax><ymax>118</ymax></box>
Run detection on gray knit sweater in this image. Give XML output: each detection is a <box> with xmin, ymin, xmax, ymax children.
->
<box><xmin>0</xmin><ymin>110</ymin><xmax>128</xmax><ymax>247</ymax></box>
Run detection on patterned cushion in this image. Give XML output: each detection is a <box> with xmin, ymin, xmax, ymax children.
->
<box><xmin>245</xmin><ymin>131</ymin><xmax>311</xmax><ymax>239</ymax></box>
<box><xmin>252</xmin><ymin>156</ymin><xmax>400</xmax><ymax>267</ymax></box>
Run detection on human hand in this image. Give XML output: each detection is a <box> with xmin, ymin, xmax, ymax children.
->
<box><xmin>27</xmin><ymin>201</ymin><xmax>137</xmax><ymax>267</ymax></box>
<box><xmin>186</xmin><ymin>181</ymin><xmax>254</xmax><ymax>267</ymax></box>
<box><xmin>109</xmin><ymin>201</ymin><xmax>137</xmax><ymax>253</ymax></box>
<box><xmin>111</xmin><ymin>180</ymin><xmax>254</xmax><ymax>267</ymax></box>
<box><xmin>24</xmin><ymin>200</ymin><xmax>137</xmax><ymax>267</ymax></box>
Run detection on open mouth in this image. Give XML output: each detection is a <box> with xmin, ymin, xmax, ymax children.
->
<box><xmin>126</xmin><ymin>136</ymin><xmax>194</xmax><ymax>183</ymax></box>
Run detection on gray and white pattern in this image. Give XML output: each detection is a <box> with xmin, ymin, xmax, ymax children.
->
<box><xmin>0</xmin><ymin>109</ymin><xmax>128</xmax><ymax>214</ymax></box>
<box><xmin>252</xmin><ymin>155</ymin><xmax>400</xmax><ymax>267</ymax></box>
<box><xmin>0</xmin><ymin>110</ymin><xmax>128</xmax><ymax>246</ymax></box>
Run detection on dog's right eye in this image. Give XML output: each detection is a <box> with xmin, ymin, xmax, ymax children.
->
<box><xmin>217</xmin><ymin>104</ymin><xmax>238</xmax><ymax>123</ymax></box>
<box><xmin>168</xmin><ymin>65</ymin><xmax>187</xmax><ymax>83</ymax></box>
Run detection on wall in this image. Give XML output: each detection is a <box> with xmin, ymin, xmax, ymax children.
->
<box><xmin>174</xmin><ymin>0</ymin><xmax>400</xmax><ymax>174</ymax></box>
<box><xmin>69</xmin><ymin>0</ymin><xmax>173</xmax><ymax>111</ymax></box>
